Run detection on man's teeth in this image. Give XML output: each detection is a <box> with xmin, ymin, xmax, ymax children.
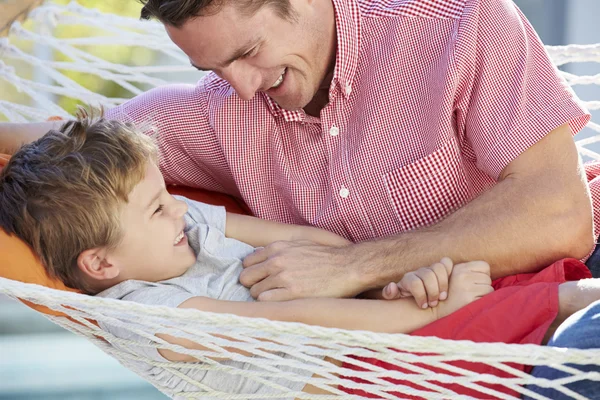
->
<box><xmin>174</xmin><ymin>231</ymin><xmax>184</xmax><ymax>245</ymax></box>
<box><xmin>271</xmin><ymin>69</ymin><xmax>286</xmax><ymax>88</ymax></box>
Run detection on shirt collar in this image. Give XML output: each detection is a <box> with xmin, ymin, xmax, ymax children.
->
<box><xmin>264</xmin><ymin>0</ymin><xmax>362</xmax><ymax>121</ymax></box>
<box><xmin>330</xmin><ymin>0</ymin><xmax>361</xmax><ymax>98</ymax></box>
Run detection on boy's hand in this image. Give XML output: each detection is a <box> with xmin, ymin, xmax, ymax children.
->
<box><xmin>381</xmin><ymin>257</ymin><xmax>453</xmax><ymax>309</ymax></box>
<box><xmin>436</xmin><ymin>260</ymin><xmax>494</xmax><ymax>319</ymax></box>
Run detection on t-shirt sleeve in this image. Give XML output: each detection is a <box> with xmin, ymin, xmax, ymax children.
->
<box><xmin>104</xmin><ymin>81</ymin><xmax>237</xmax><ymax>193</ymax></box>
<box><xmin>98</xmin><ymin>283</ymin><xmax>197</xmax><ymax>362</ymax></box>
<box><xmin>98</xmin><ymin>284</ymin><xmax>311</xmax><ymax>398</ymax></box>
<box><xmin>454</xmin><ymin>0</ymin><xmax>591</xmax><ymax>180</ymax></box>
<box><xmin>178</xmin><ymin>196</ymin><xmax>227</xmax><ymax>233</ymax></box>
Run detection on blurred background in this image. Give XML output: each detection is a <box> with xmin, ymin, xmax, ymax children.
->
<box><xmin>0</xmin><ymin>0</ymin><xmax>599</xmax><ymax>399</ymax></box>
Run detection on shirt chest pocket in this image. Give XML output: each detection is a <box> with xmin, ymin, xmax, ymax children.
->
<box><xmin>383</xmin><ymin>139</ymin><xmax>470</xmax><ymax>232</ymax></box>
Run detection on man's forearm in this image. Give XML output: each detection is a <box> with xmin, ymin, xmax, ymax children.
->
<box><xmin>353</xmin><ymin>167</ymin><xmax>593</xmax><ymax>288</ymax></box>
<box><xmin>0</xmin><ymin>121</ymin><xmax>61</xmax><ymax>154</ymax></box>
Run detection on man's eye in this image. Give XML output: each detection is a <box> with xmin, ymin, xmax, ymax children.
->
<box><xmin>153</xmin><ymin>205</ymin><xmax>164</xmax><ymax>215</ymax></box>
<box><xmin>242</xmin><ymin>47</ymin><xmax>258</xmax><ymax>59</ymax></box>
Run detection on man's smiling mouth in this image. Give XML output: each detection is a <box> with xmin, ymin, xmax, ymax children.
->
<box><xmin>271</xmin><ymin>68</ymin><xmax>287</xmax><ymax>88</ymax></box>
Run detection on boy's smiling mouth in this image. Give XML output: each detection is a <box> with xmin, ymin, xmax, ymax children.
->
<box><xmin>174</xmin><ymin>230</ymin><xmax>185</xmax><ymax>245</ymax></box>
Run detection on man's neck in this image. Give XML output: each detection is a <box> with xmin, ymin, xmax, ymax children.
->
<box><xmin>303</xmin><ymin>89</ymin><xmax>330</xmax><ymax>117</ymax></box>
<box><xmin>303</xmin><ymin>69</ymin><xmax>335</xmax><ymax>117</ymax></box>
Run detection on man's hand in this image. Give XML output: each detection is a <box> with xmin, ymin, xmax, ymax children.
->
<box><xmin>240</xmin><ymin>240</ymin><xmax>363</xmax><ymax>301</ymax></box>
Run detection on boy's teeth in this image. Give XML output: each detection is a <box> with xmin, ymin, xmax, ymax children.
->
<box><xmin>174</xmin><ymin>231</ymin><xmax>184</xmax><ymax>245</ymax></box>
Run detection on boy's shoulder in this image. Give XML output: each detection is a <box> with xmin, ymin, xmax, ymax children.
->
<box><xmin>176</xmin><ymin>195</ymin><xmax>227</xmax><ymax>233</ymax></box>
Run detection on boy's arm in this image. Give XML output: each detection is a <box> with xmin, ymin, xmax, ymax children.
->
<box><xmin>0</xmin><ymin>121</ymin><xmax>62</xmax><ymax>154</ymax></box>
<box><xmin>156</xmin><ymin>261</ymin><xmax>491</xmax><ymax>362</ymax></box>
<box><xmin>157</xmin><ymin>294</ymin><xmax>438</xmax><ymax>362</ymax></box>
<box><xmin>225</xmin><ymin>213</ymin><xmax>351</xmax><ymax>248</ymax></box>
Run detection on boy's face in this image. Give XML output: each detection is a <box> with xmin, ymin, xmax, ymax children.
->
<box><xmin>105</xmin><ymin>162</ymin><xmax>196</xmax><ymax>283</ymax></box>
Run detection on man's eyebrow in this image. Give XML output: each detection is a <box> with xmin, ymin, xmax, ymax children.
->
<box><xmin>189</xmin><ymin>38</ymin><xmax>261</xmax><ymax>72</ymax></box>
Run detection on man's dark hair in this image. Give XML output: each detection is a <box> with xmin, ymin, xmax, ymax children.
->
<box><xmin>139</xmin><ymin>0</ymin><xmax>295</xmax><ymax>28</ymax></box>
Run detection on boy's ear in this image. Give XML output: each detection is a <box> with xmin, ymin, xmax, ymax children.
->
<box><xmin>77</xmin><ymin>248</ymin><xmax>120</xmax><ymax>281</ymax></box>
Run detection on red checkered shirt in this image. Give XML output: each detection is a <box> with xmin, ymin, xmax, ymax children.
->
<box><xmin>107</xmin><ymin>0</ymin><xmax>591</xmax><ymax>243</ymax></box>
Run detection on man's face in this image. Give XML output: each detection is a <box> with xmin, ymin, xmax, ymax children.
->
<box><xmin>105</xmin><ymin>162</ymin><xmax>196</xmax><ymax>283</ymax></box>
<box><xmin>165</xmin><ymin>0</ymin><xmax>336</xmax><ymax>111</ymax></box>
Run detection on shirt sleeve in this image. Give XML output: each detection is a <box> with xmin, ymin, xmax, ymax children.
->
<box><xmin>104</xmin><ymin>81</ymin><xmax>238</xmax><ymax>194</ymax></box>
<box><xmin>453</xmin><ymin>0</ymin><xmax>590</xmax><ymax>180</ymax></box>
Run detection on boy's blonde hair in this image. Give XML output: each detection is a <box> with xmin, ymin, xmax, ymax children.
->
<box><xmin>0</xmin><ymin>109</ymin><xmax>158</xmax><ymax>294</ymax></box>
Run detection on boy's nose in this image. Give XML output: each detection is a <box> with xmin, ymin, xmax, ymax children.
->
<box><xmin>172</xmin><ymin>198</ymin><xmax>188</xmax><ymax>218</ymax></box>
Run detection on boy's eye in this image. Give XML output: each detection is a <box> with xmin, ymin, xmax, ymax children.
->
<box><xmin>153</xmin><ymin>205</ymin><xmax>164</xmax><ymax>215</ymax></box>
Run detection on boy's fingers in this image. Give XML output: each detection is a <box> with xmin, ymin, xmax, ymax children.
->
<box><xmin>457</xmin><ymin>260</ymin><xmax>490</xmax><ymax>275</ymax></box>
<box><xmin>415</xmin><ymin>267</ymin><xmax>441</xmax><ymax>307</ymax></box>
<box><xmin>430</xmin><ymin>262</ymin><xmax>449</xmax><ymax>302</ymax></box>
<box><xmin>454</xmin><ymin>261</ymin><xmax>492</xmax><ymax>287</ymax></box>
<box><xmin>475</xmin><ymin>285</ymin><xmax>495</xmax><ymax>299</ymax></box>
<box><xmin>398</xmin><ymin>274</ymin><xmax>428</xmax><ymax>308</ymax></box>
<box><xmin>382</xmin><ymin>282</ymin><xmax>401</xmax><ymax>300</ymax></box>
<box><xmin>439</xmin><ymin>257</ymin><xmax>454</xmax><ymax>275</ymax></box>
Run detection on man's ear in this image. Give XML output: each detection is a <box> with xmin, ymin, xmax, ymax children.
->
<box><xmin>77</xmin><ymin>248</ymin><xmax>120</xmax><ymax>281</ymax></box>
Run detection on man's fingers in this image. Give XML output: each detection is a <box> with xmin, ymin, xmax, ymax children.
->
<box><xmin>242</xmin><ymin>247</ymin><xmax>269</xmax><ymax>268</ymax></box>
<box><xmin>239</xmin><ymin>263</ymin><xmax>271</xmax><ymax>288</ymax></box>
<box><xmin>257</xmin><ymin>288</ymin><xmax>292</xmax><ymax>302</ymax></box>
<box><xmin>248</xmin><ymin>275</ymin><xmax>282</xmax><ymax>299</ymax></box>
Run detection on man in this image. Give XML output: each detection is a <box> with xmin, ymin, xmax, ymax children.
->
<box><xmin>0</xmin><ymin>0</ymin><xmax>595</xmax><ymax>304</ymax></box>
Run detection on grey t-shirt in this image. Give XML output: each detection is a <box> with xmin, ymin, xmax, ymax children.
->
<box><xmin>97</xmin><ymin>197</ymin><xmax>311</xmax><ymax>398</ymax></box>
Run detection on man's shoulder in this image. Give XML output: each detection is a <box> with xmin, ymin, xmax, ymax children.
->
<box><xmin>198</xmin><ymin>72</ymin><xmax>235</xmax><ymax>96</ymax></box>
<box><xmin>195</xmin><ymin>72</ymin><xmax>272</xmax><ymax>112</ymax></box>
<box><xmin>357</xmin><ymin>0</ymin><xmax>465</xmax><ymax>20</ymax></box>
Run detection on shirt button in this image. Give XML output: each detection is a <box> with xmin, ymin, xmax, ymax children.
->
<box><xmin>329</xmin><ymin>125</ymin><xmax>340</xmax><ymax>136</ymax></box>
<box><xmin>345</xmin><ymin>85</ymin><xmax>352</xmax><ymax>95</ymax></box>
<box><xmin>339</xmin><ymin>187</ymin><xmax>350</xmax><ymax>198</ymax></box>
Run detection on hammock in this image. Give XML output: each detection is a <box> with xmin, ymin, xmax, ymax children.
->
<box><xmin>1</xmin><ymin>2</ymin><xmax>600</xmax><ymax>399</ymax></box>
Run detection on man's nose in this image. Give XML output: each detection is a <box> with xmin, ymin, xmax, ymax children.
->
<box><xmin>220</xmin><ymin>63</ymin><xmax>262</xmax><ymax>101</ymax></box>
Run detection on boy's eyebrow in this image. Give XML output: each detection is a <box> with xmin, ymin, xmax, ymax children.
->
<box><xmin>190</xmin><ymin>38</ymin><xmax>261</xmax><ymax>72</ymax></box>
<box><xmin>145</xmin><ymin>190</ymin><xmax>163</xmax><ymax>211</ymax></box>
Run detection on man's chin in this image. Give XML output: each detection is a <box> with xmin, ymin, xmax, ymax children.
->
<box><xmin>274</xmin><ymin>100</ymin><xmax>304</xmax><ymax>112</ymax></box>
<box><xmin>271</xmin><ymin>94</ymin><xmax>313</xmax><ymax>112</ymax></box>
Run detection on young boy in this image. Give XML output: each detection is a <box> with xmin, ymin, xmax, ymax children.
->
<box><xmin>0</xmin><ymin>111</ymin><xmax>598</xmax><ymax>398</ymax></box>
<box><xmin>0</xmin><ymin>110</ymin><xmax>495</xmax><ymax>396</ymax></box>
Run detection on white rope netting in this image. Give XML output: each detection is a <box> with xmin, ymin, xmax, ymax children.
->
<box><xmin>1</xmin><ymin>2</ymin><xmax>600</xmax><ymax>399</ymax></box>
<box><xmin>2</xmin><ymin>277</ymin><xmax>600</xmax><ymax>400</ymax></box>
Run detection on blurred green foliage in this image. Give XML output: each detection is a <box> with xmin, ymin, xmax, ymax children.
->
<box><xmin>51</xmin><ymin>0</ymin><xmax>152</xmax><ymax>113</ymax></box>
<box><xmin>1</xmin><ymin>0</ymin><xmax>156</xmax><ymax>119</ymax></box>
<box><xmin>54</xmin><ymin>0</ymin><xmax>142</xmax><ymax>17</ymax></box>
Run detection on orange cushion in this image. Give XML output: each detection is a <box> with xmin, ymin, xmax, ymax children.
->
<box><xmin>0</xmin><ymin>153</ymin><xmax>250</xmax><ymax>316</ymax></box>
